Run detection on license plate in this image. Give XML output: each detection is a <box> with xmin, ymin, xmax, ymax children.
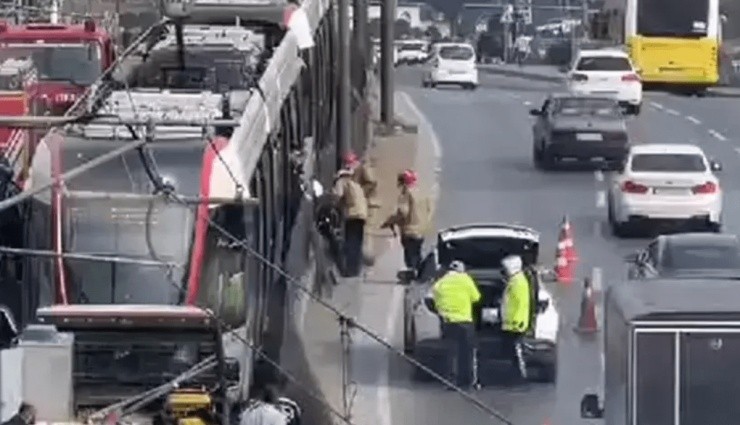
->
<box><xmin>654</xmin><ymin>188</ymin><xmax>687</xmax><ymax>195</ymax></box>
<box><xmin>576</xmin><ymin>133</ymin><xmax>603</xmax><ymax>141</ymax></box>
<box><xmin>481</xmin><ymin>308</ymin><xmax>500</xmax><ymax>324</ymax></box>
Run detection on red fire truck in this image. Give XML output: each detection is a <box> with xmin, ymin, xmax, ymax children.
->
<box><xmin>0</xmin><ymin>19</ymin><xmax>116</xmax><ymax>115</ymax></box>
<box><xmin>0</xmin><ymin>57</ymin><xmax>36</xmax><ymax>184</ymax></box>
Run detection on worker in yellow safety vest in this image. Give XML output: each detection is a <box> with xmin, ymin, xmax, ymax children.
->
<box><xmin>501</xmin><ymin>255</ymin><xmax>531</xmax><ymax>381</ymax></box>
<box><xmin>431</xmin><ymin>260</ymin><xmax>481</xmax><ymax>390</ymax></box>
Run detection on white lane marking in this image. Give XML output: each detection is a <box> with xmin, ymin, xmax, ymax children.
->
<box><xmin>592</xmin><ymin>267</ymin><xmax>603</xmax><ymax>293</ymax></box>
<box><xmin>377</xmin><ymin>285</ymin><xmax>403</xmax><ymax>425</ymax></box>
<box><xmin>650</xmin><ymin>101</ymin><xmax>664</xmax><ymax>110</ymax></box>
<box><xmin>600</xmin><ymin>352</ymin><xmax>605</xmax><ymax>372</ymax></box>
<box><xmin>593</xmin><ymin>221</ymin><xmax>603</xmax><ymax>238</ymax></box>
<box><xmin>596</xmin><ymin>190</ymin><xmax>606</xmax><ymax>208</ymax></box>
<box><xmin>523</xmin><ymin>100</ymin><xmax>532</xmax><ymax>106</ymax></box>
<box><xmin>734</xmin><ymin>148</ymin><xmax>740</xmax><ymax>155</ymax></box>
<box><xmin>399</xmin><ymin>91</ymin><xmax>442</xmax><ymax>158</ymax></box>
<box><xmin>665</xmin><ymin>108</ymin><xmax>680</xmax><ymax>116</ymax></box>
<box><xmin>685</xmin><ymin>115</ymin><xmax>701</xmax><ymax>125</ymax></box>
<box><xmin>708</xmin><ymin>129</ymin><xmax>727</xmax><ymax>141</ymax></box>
<box><xmin>594</xmin><ymin>169</ymin><xmax>604</xmax><ymax>182</ymax></box>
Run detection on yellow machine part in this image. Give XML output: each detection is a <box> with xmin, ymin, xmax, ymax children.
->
<box><xmin>177</xmin><ymin>419</ymin><xmax>208</xmax><ymax>425</ymax></box>
<box><xmin>167</xmin><ymin>390</ymin><xmax>213</xmax><ymax>418</ymax></box>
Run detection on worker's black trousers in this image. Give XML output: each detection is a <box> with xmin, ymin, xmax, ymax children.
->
<box><xmin>401</xmin><ymin>235</ymin><xmax>423</xmax><ymax>270</ymax></box>
<box><xmin>441</xmin><ymin>321</ymin><xmax>475</xmax><ymax>388</ymax></box>
<box><xmin>342</xmin><ymin>218</ymin><xmax>365</xmax><ymax>277</ymax></box>
<box><xmin>501</xmin><ymin>330</ymin><xmax>528</xmax><ymax>380</ymax></box>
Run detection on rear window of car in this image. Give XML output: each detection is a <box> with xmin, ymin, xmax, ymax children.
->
<box><xmin>439</xmin><ymin>46</ymin><xmax>475</xmax><ymax>61</ymax></box>
<box><xmin>554</xmin><ymin>98</ymin><xmax>621</xmax><ymax>116</ymax></box>
<box><xmin>576</xmin><ymin>56</ymin><xmax>632</xmax><ymax>71</ymax></box>
<box><xmin>664</xmin><ymin>245</ymin><xmax>740</xmax><ymax>270</ymax></box>
<box><xmin>399</xmin><ymin>43</ymin><xmax>425</xmax><ymax>51</ymax></box>
<box><xmin>630</xmin><ymin>153</ymin><xmax>706</xmax><ymax>172</ymax></box>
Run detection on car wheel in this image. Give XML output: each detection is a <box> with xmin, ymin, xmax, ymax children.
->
<box><xmin>422</xmin><ymin>80</ymin><xmax>430</xmax><ymax>88</ymax></box>
<box><xmin>469</xmin><ymin>84</ymin><xmax>478</xmax><ymax>91</ymax></box>
<box><xmin>530</xmin><ymin>362</ymin><xmax>557</xmax><ymax>383</ymax></box>
<box><xmin>403</xmin><ymin>307</ymin><xmax>416</xmax><ymax>354</ymax></box>
<box><xmin>629</xmin><ymin>104</ymin><xmax>642</xmax><ymax>115</ymax></box>
<box><xmin>533</xmin><ymin>144</ymin><xmax>543</xmax><ymax>168</ymax></box>
<box><xmin>541</xmin><ymin>150</ymin><xmax>555</xmax><ymax>170</ymax></box>
<box><xmin>708</xmin><ymin>222</ymin><xmax>722</xmax><ymax>233</ymax></box>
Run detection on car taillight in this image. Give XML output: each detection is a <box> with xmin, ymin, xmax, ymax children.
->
<box><xmin>621</xmin><ymin>73</ymin><xmax>640</xmax><ymax>82</ymax></box>
<box><xmin>621</xmin><ymin>180</ymin><xmax>649</xmax><ymax>194</ymax></box>
<box><xmin>692</xmin><ymin>181</ymin><xmax>718</xmax><ymax>194</ymax></box>
<box><xmin>571</xmin><ymin>73</ymin><xmax>588</xmax><ymax>82</ymax></box>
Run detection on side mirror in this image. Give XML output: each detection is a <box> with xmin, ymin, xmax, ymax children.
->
<box><xmin>0</xmin><ymin>305</ymin><xmax>19</xmax><ymax>349</ymax></box>
<box><xmin>580</xmin><ymin>393</ymin><xmax>604</xmax><ymax>418</ymax></box>
<box><xmin>710</xmin><ymin>160</ymin><xmax>722</xmax><ymax>171</ymax></box>
<box><xmin>224</xmin><ymin>357</ymin><xmax>240</xmax><ymax>382</ymax></box>
<box><xmin>397</xmin><ymin>269</ymin><xmax>416</xmax><ymax>285</ymax></box>
<box><xmin>529</xmin><ymin>108</ymin><xmax>542</xmax><ymax>116</ymax></box>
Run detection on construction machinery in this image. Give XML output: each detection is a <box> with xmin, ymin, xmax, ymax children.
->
<box><xmin>0</xmin><ymin>304</ymin><xmax>240</xmax><ymax>424</ymax></box>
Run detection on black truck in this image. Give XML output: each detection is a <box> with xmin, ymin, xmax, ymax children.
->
<box><xmin>581</xmin><ymin>279</ymin><xmax>740</xmax><ymax>425</ymax></box>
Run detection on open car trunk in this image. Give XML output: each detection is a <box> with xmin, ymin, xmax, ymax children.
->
<box><xmin>437</xmin><ymin>233</ymin><xmax>539</xmax><ymax>334</ymax></box>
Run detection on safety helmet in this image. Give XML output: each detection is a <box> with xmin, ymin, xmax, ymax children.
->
<box><xmin>342</xmin><ymin>151</ymin><xmax>359</xmax><ymax>168</ymax></box>
<box><xmin>501</xmin><ymin>255</ymin><xmax>523</xmax><ymax>276</ymax></box>
<box><xmin>397</xmin><ymin>169</ymin><xmax>417</xmax><ymax>187</ymax></box>
<box><xmin>449</xmin><ymin>260</ymin><xmax>465</xmax><ymax>272</ymax></box>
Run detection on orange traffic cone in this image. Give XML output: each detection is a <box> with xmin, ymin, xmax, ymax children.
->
<box><xmin>554</xmin><ymin>250</ymin><xmax>572</xmax><ymax>284</ymax></box>
<box><xmin>557</xmin><ymin>215</ymin><xmax>578</xmax><ymax>262</ymax></box>
<box><xmin>574</xmin><ymin>278</ymin><xmax>599</xmax><ymax>334</ymax></box>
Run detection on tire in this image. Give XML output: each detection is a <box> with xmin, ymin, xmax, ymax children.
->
<box><xmin>422</xmin><ymin>80</ymin><xmax>430</xmax><ymax>88</ymax></box>
<box><xmin>628</xmin><ymin>104</ymin><xmax>641</xmax><ymax>115</ymax></box>
<box><xmin>403</xmin><ymin>305</ymin><xmax>416</xmax><ymax>354</ymax></box>
<box><xmin>540</xmin><ymin>151</ymin><xmax>555</xmax><ymax>170</ymax></box>
<box><xmin>608</xmin><ymin>197</ymin><xmax>628</xmax><ymax>237</ymax></box>
<box><xmin>469</xmin><ymin>84</ymin><xmax>478</xmax><ymax>91</ymax></box>
<box><xmin>530</xmin><ymin>363</ymin><xmax>557</xmax><ymax>383</ymax></box>
<box><xmin>533</xmin><ymin>144</ymin><xmax>543</xmax><ymax>168</ymax></box>
<box><xmin>430</xmin><ymin>82</ymin><xmax>437</xmax><ymax>89</ymax></box>
<box><xmin>708</xmin><ymin>222</ymin><xmax>722</xmax><ymax>233</ymax></box>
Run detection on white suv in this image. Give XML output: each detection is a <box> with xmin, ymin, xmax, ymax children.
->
<box><xmin>423</xmin><ymin>42</ymin><xmax>478</xmax><ymax>90</ymax></box>
<box><xmin>565</xmin><ymin>49</ymin><xmax>642</xmax><ymax>115</ymax></box>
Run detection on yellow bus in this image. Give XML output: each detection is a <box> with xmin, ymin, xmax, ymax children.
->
<box><xmin>592</xmin><ymin>0</ymin><xmax>721</xmax><ymax>93</ymax></box>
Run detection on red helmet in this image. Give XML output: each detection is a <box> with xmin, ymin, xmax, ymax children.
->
<box><xmin>398</xmin><ymin>169</ymin><xmax>417</xmax><ymax>186</ymax></box>
<box><xmin>342</xmin><ymin>151</ymin><xmax>359</xmax><ymax>167</ymax></box>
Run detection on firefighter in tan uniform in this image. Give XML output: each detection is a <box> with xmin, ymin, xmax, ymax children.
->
<box><xmin>343</xmin><ymin>152</ymin><xmax>379</xmax><ymax>211</ymax></box>
<box><xmin>382</xmin><ymin>169</ymin><xmax>429</xmax><ymax>269</ymax></box>
<box><xmin>332</xmin><ymin>166</ymin><xmax>368</xmax><ymax>277</ymax></box>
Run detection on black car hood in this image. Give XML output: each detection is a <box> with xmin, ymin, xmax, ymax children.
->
<box><xmin>551</xmin><ymin>116</ymin><xmax>626</xmax><ymax>132</ymax></box>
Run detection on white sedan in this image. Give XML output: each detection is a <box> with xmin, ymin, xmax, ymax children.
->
<box><xmin>607</xmin><ymin>144</ymin><xmax>723</xmax><ymax>237</ymax></box>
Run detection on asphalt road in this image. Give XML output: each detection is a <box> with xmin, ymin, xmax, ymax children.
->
<box><xmin>386</xmin><ymin>66</ymin><xmax>740</xmax><ymax>425</ymax></box>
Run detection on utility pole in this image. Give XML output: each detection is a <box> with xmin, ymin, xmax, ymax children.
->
<box><xmin>380</xmin><ymin>0</ymin><xmax>395</xmax><ymax>127</ymax></box>
<box><xmin>581</xmin><ymin>0</ymin><xmax>590</xmax><ymax>41</ymax></box>
<box><xmin>353</xmin><ymin>0</ymin><xmax>370</xmax><ymax>70</ymax></box>
<box><xmin>338</xmin><ymin>0</ymin><xmax>352</xmax><ymax>156</ymax></box>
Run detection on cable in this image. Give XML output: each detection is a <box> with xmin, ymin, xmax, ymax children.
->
<box><xmin>0</xmin><ymin>246</ymin><xmax>181</xmax><ymax>269</ymax></box>
<box><xmin>164</xmin><ymin>191</ymin><xmax>516</xmax><ymax>425</ymax></box>
<box><xmin>0</xmin><ymin>137</ymin><xmax>148</xmax><ymax>213</ymax></box>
